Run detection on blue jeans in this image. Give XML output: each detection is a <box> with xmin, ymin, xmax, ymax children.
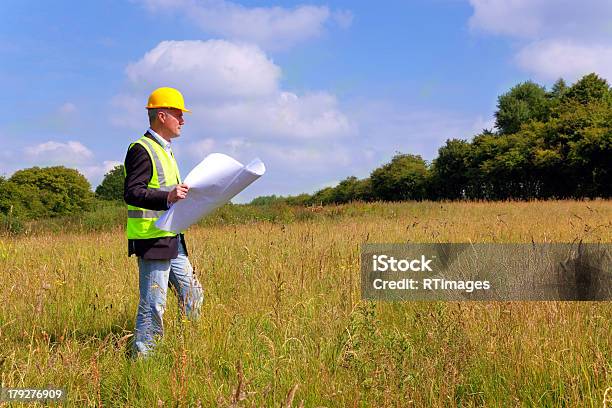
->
<box><xmin>133</xmin><ymin>240</ymin><xmax>203</xmax><ymax>356</ymax></box>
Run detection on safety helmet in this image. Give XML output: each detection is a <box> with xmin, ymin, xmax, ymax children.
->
<box><xmin>146</xmin><ymin>87</ymin><xmax>191</xmax><ymax>112</ymax></box>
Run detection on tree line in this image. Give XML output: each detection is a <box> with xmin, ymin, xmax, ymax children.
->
<box><xmin>1</xmin><ymin>73</ymin><xmax>610</xmax><ymax>225</ymax></box>
<box><xmin>252</xmin><ymin>73</ymin><xmax>612</xmax><ymax>205</ymax></box>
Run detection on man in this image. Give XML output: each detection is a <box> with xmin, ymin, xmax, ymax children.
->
<box><xmin>123</xmin><ymin>87</ymin><xmax>204</xmax><ymax>356</ymax></box>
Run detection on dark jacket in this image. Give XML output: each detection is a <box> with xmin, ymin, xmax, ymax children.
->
<box><xmin>123</xmin><ymin>131</ymin><xmax>188</xmax><ymax>259</ymax></box>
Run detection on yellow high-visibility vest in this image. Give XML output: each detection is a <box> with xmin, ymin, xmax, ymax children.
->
<box><xmin>125</xmin><ymin>135</ymin><xmax>182</xmax><ymax>239</ymax></box>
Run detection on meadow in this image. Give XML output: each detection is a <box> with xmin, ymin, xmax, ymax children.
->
<box><xmin>0</xmin><ymin>200</ymin><xmax>610</xmax><ymax>407</ymax></box>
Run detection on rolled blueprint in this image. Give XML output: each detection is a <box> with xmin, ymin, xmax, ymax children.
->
<box><xmin>155</xmin><ymin>153</ymin><xmax>265</xmax><ymax>233</ymax></box>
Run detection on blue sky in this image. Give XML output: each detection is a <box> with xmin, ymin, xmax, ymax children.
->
<box><xmin>1</xmin><ymin>0</ymin><xmax>610</xmax><ymax>202</ymax></box>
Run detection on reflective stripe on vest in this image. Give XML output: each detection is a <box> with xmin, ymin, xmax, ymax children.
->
<box><xmin>125</xmin><ymin>135</ymin><xmax>182</xmax><ymax>239</ymax></box>
<box><xmin>127</xmin><ymin>209</ymin><xmax>166</xmax><ymax>218</ymax></box>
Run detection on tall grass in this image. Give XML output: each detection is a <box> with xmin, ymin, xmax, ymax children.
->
<box><xmin>2</xmin><ymin>200</ymin><xmax>333</xmax><ymax>236</ymax></box>
<box><xmin>0</xmin><ymin>200</ymin><xmax>610</xmax><ymax>406</ymax></box>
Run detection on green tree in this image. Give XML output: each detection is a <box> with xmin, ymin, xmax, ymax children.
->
<box><xmin>311</xmin><ymin>187</ymin><xmax>336</xmax><ymax>205</ymax></box>
<box><xmin>479</xmin><ymin>132</ymin><xmax>537</xmax><ymax>199</ymax></box>
<box><xmin>353</xmin><ymin>178</ymin><xmax>374</xmax><ymax>202</ymax></box>
<box><xmin>532</xmin><ymin>146</ymin><xmax>564</xmax><ymax>198</ymax></box>
<box><xmin>563</xmin><ymin>73</ymin><xmax>611</xmax><ymax>105</ymax></box>
<box><xmin>249</xmin><ymin>195</ymin><xmax>284</xmax><ymax>206</ymax></box>
<box><xmin>495</xmin><ymin>81</ymin><xmax>550</xmax><ymax>134</ymax></box>
<box><xmin>95</xmin><ymin>165</ymin><xmax>125</xmax><ymax>201</ymax></box>
<box><xmin>541</xmin><ymin>73</ymin><xmax>612</xmax><ymax>197</ymax></box>
<box><xmin>9</xmin><ymin>166</ymin><xmax>94</xmax><ymax>217</ymax></box>
<box><xmin>546</xmin><ymin>78</ymin><xmax>568</xmax><ymax>113</ymax></box>
<box><xmin>466</xmin><ymin>132</ymin><xmax>505</xmax><ymax>199</ymax></box>
<box><xmin>567</xmin><ymin>126</ymin><xmax>612</xmax><ymax>197</ymax></box>
<box><xmin>429</xmin><ymin>139</ymin><xmax>472</xmax><ymax>199</ymax></box>
<box><xmin>285</xmin><ymin>193</ymin><xmax>312</xmax><ymax>206</ymax></box>
<box><xmin>0</xmin><ymin>177</ymin><xmax>46</xmax><ymax>219</ymax></box>
<box><xmin>370</xmin><ymin>153</ymin><xmax>428</xmax><ymax>201</ymax></box>
<box><xmin>549</xmin><ymin>78</ymin><xmax>568</xmax><ymax>99</ymax></box>
<box><xmin>330</xmin><ymin>176</ymin><xmax>373</xmax><ymax>203</ymax></box>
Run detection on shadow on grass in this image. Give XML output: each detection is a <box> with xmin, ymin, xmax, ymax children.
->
<box><xmin>41</xmin><ymin>315</ymin><xmax>136</xmax><ymax>358</ymax></box>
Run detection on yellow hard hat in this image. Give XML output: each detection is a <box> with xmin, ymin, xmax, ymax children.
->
<box><xmin>146</xmin><ymin>87</ymin><xmax>191</xmax><ymax>112</ymax></box>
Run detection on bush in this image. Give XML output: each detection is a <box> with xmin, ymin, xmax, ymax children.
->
<box><xmin>0</xmin><ymin>177</ymin><xmax>46</xmax><ymax>219</ymax></box>
<box><xmin>249</xmin><ymin>195</ymin><xmax>284</xmax><ymax>206</ymax></box>
<box><xmin>370</xmin><ymin>153</ymin><xmax>428</xmax><ymax>201</ymax></box>
<box><xmin>9</xmin><ymin>166</ymin><xmax>94</xmax><ymax>217</ymax></box>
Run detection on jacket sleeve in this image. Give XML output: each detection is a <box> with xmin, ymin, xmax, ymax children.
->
<box><xmin>124</xmin><ymin>144</ymin><xmax>170</xmax><ymax>211</ymax></box>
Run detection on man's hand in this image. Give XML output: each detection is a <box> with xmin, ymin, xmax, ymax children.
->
<box><xmin>167</xmin><ymin>183</ymin><xmax>189</xmax><ymax>205</ymax></box>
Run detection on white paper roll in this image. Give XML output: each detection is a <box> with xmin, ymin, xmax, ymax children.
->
<box><xmin>155</xmin><ymin>153</ymin><xmax>265</xmax><ymax>233</ymax></box>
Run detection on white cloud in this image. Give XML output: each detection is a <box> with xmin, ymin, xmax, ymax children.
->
<box><xmin>181</xmin><ymin>138</ymin><xmax>215</xmax><ymax>159</ymax></box>
<box><xmin>516</xmin><ymin>40</ymin><xmax>612</xmax><ymax>81</ymax></box>
<box><xmin>188</xmin><ymin>91</ymin><xmax>352</xmax><ymax>140</ymax></box>
<box><xmin>16</xmin><ymin>141</ymin><xmax>121</xmax><ymax>187</ymax></box>
<box><xmin>113</xmin><ymin>39</ymin><xmax>356</xmax><ymax>200</ymax></box>
<box><xmin>126</xmin><ymin>40</ymin><xmax>280</xmax><ymax>100</ymax></box>
<box><xmin>138</xmin><ymin>0</ymin><xmax>346</xmax><ymax>51</ymax></box>
<box><xmin>469</xmin><ymin>0</ymin><xmax>549</xmax><ymax>38</ymax></box>
<box><xmin>79</xmin><ymin>160</ymin><xmax>123</xmax><ymax>185</ymax></box>
<box><xmin>469</xmin><ymin>0</ymin><xmax>612</xmax><ymax>40</ymax></box>
<box><xmin>24</xmin><ymin>141</ymin><xmax>94</xmax><ymax>164</ymax></box>
<box><xmin>468</xmin><ymin>0</ymin><xmax>612</xmax><ymax>81</ymax></box>
<box><xmin>114</xmin><ymin>40</ymin><xmax>352</xmax><ymax>141</ymax></box>
<box><xmin>225</xmin><ymin>138</ymin><xmax>250</xmax><ymax>153</ymax></box>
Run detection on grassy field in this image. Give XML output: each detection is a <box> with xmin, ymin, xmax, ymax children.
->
<box><xmin>0</xmin><ymin>200</ymin><xmax>611</xmax><ymax>407</ymax></box>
